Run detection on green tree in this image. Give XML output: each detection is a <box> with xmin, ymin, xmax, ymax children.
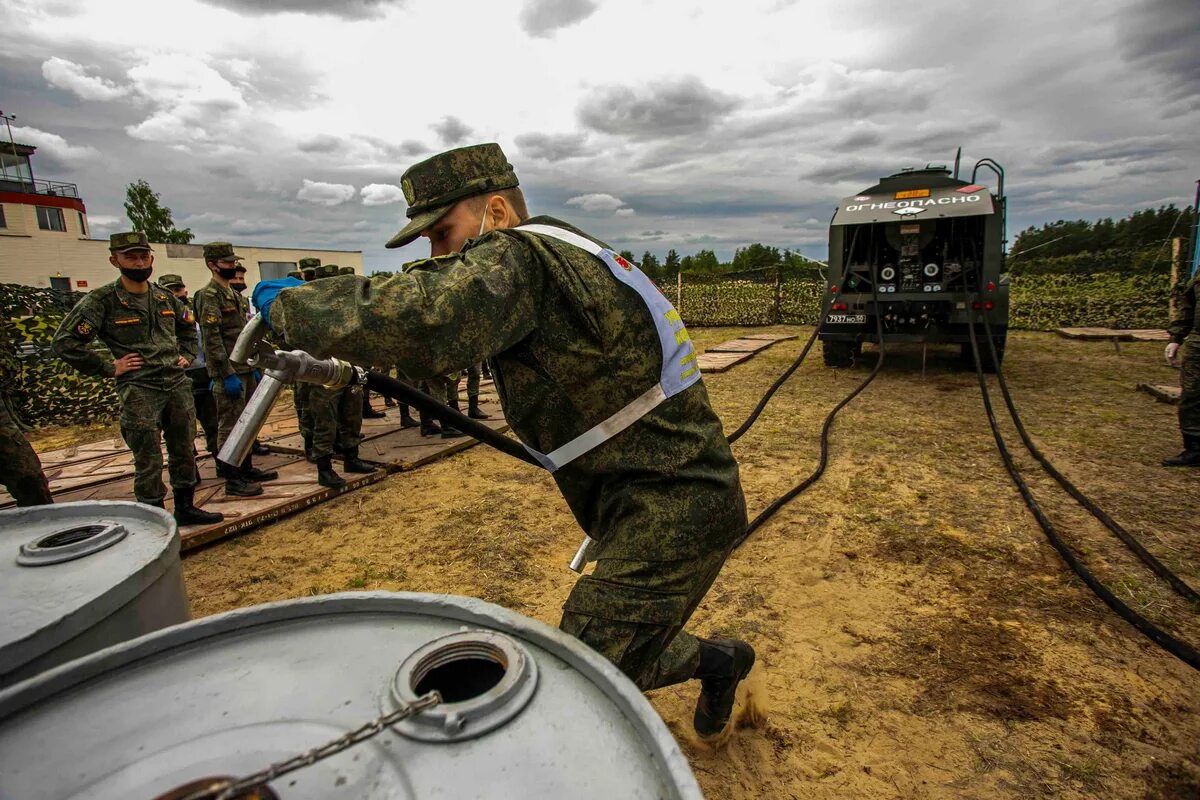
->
<box><xmin>123</xmin><ymin>179</ymin><xmax>194</xmax><ymax>244</ymax></box>
<box><xmin>640</xmin><ymin>250</ymin><xmax>661</xmax><ymax>278</ymax></box>
<box><xmin>664</xmin><ymin>248</ymin><xmax>680</xmax><ymax>279</ymax></box>
<box><xmin>691</xmin><ymin>249</ymin><xmax>720</xmax><ymax>273</ymax></box>
<box><xmin>731</xmin><ymin>243</ymin><xmax>782</xmax><ymax>273</ymax></box>
<box><xmin>618</xmin><ymin>249</ymin><xmax>637</xmax><ymax>264</ymax></box>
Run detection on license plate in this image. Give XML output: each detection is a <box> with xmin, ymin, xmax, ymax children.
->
<box><xmin>826</xmin><ymin>314</ymin><xmax>866</xmax><ymax>325</ymax></box>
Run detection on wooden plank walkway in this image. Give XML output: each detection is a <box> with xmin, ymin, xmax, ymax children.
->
<box><xmin>1057</xmin><ymin>327</ymin><xmax>1169</xmax><ymax>342</ymax></box>
<box><xmin>1137</xmin><ymin>383</ymin><xmax>1182</xmax><ymax>405</ymax></box>
<box><xmin>697</xmin><ymin>332</ymin><xmax>798</xmax><ymax>373</ymax></box>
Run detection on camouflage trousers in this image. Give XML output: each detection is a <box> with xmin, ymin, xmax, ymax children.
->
<box><xmin>559</xmin><ymin>545</ymin><xmax>731</xmax><ymax>691</ymax></box>
<box><xmin>189</xmin><ymin>367</ymin><xmax>217</xmax><ymax>454</ymax></box>
<box><xmin>0</xmin><ymin>393</ymin><xmax>52</xmax><ymax>506</ymax></box>
<box><xmin>309</xmin><ymin>384</ymin><xmax>364</xmax><ymax>458</ymax></box>
<box><xmin>466</xmin><ymin>364</ymin><xmax>483</xmax><ymax>399</ymax></box>
<box><xmin>294</xmin><ymin>382</ymin><xmax>312</xmax><ymax>439</ymax></box>
<box><xmin>117</xmin><ymin>381</ymin><xmax>198</xmax><ymax>504</ymax></box>
<box><xmin>420</xmin><ymin>373</ymin><xmax>458</xmax><ymax>405</ymax></box>
<box><xmin>213</xmin><ymin>371</ymin><xmax>258</xmax><ymax>454</ymax></box>
<box><xmin>1180</xmin><ymin>336</ymin><xmax>1200</xmax><ymax>438</ymax></box>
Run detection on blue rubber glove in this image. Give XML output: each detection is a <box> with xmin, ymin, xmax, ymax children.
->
<box><xmin>222</xmin><ymin>373</ymin><xmax>244</xmax><ymax>397</ymax></box>
<box><xmin>253</xmin><ymin>368</ymin><xmax>262</xmax><ymax>383</ymax></box>
<box><xmin>252</xmin><ymin>277</ymin><xmax>305</xmax><ymax>331</ymax></box>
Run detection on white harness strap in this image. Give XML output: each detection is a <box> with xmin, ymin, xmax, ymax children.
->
<box><xmin>516</xmin><ymin>223</ymin><xmax>700</xmax><ymax>472</ymax></box>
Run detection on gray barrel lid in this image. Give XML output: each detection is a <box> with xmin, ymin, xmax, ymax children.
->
<box><xmin>0</xmin><ymin>501</ymin><xmax>179</xmax><ymax>680</ymax></box>
<box><xmin>0</xmin><ymin>592</ymin><xmax>703</xmax><ymax>799</ymax></box>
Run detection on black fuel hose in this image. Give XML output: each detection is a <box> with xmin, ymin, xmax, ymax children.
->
<box><xmin>978</xmin><ymin>316</ymin><xmax>1199</xmax><ymax>604</ymax></box>
<box><xmin>733</xmin><ymin>272</ymin><xmax>887</xmax><ymax>550</ymax></box>
<box><xmin>362</xmin><ymin>371</ymin><xmax>542</xmax><ymax>468</ymax></box>
<box><xmin>966</xmin><ymin>315</ymin><xmax>1200</xmax><ymax>671</ymax></box>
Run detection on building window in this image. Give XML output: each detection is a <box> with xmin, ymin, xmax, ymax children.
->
<box><xmin>77</xmin><ymin>211</ymin><xmax>87</xmax><ymax>237</ymax></box>
<box><xmin>258</xmin><ymin>261</ymin><xmax>297</xmax><ymax>281</ymax></box>
<box><xmin>37</xmin><ymin>206</ymin><xmax>66</xmax><ymax>232</ymax></box>
<box><xmin>49</xmin><ymin>276</ymin><xmax>72</xmax><ymax>293</ymax></box>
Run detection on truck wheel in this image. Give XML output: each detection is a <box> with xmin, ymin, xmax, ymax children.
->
<box><xmin>823</xmin><ymin>340</ymin><xmax>856</xmax><ymax>368</ymax></box>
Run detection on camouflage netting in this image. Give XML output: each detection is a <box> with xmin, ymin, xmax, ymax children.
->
<box><xmin>1</xmin><ymin>283</ymin><xmax>120</xmax><ymax>427</ymax></box>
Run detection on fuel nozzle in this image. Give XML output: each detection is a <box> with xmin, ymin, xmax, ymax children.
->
<box><xmin>216</xmin><ymin>314</ymin><xmax>366</xmax><ymax>469</ymax></box>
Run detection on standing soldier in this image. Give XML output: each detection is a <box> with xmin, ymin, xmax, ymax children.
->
<box><xmin>1</xmin><ymin>315</ymin><xmax>52</xmax><ymax>506</ymax></box>
<box><xmin>305</xmin><ymin>265</ymin><xmax>374</xmax><ymax>486</ymax></box>
<box><xmin>193</xmin><ymin>242</ymin><xmax>279</xmax><ymax>495</ymax></box>
<box><xmin>229</xmin><ymin>264</ymin><xmax>270</xmax><ymax>456</ymax></box>
<box><xmin>1164</xmin><ymin>271</ymin><xmax>1199</xmax><ymax>466</ymax></box>
<box><xmin>51</xmin><ymin>232</ymin><xmax>222</xmax><ymax>524</ymax></box>
<box><xmin>159</xmin><ymin>274</ymin><xmax>218</xmax><ymax>455</ymax></box>
<box><xmin>464</xmin><ymin>363</ymin><xmax>490</xmax><ymax>420</ymax></box>
<box><xmin>253</xmin><ymin>144</ymin><xmax>754</xmax><ymax>739</ymax></box>
<box><xmin>340</xmin><ymin>265</ymin><xmax>387</xmax><ymax>420</ymax></box>
<box><xmin>293</xmin><ymin>258</ymin><xmax>320</xmax><ymax>460</ymax></box>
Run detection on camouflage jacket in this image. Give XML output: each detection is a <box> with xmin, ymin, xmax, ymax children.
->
<box><xmin>1168</xmin><ymin>275</ymin><xmax>1198</xmax><ymax>344</ymax></box>
<box><xmin>194</xmin><ymin>279</ymin><xmax>251</xmax><ymax>379</ymax></box>
<box><xmin>276</xmin><ymin>215</ymin><xmax>747</xmax><ymax>557</ymax></box>
<box><xmin>51</xmin><ymin>279</ymin><xmax>196</xmax><ymax>390</ymax></box>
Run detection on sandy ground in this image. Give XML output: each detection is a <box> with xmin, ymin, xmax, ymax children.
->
<box><xmin>175</xmin><ymin>328</ymin><xmax>1199</xmax><ymax>799</ymax></box>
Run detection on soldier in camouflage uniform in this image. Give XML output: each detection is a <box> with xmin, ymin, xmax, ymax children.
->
<box><xmin>1164</xmin><ymin>272</ymin><xmax>1200</xmax><ymax>466</ymax></box>
<box><xmin>464</xmin><ymin>363</ymin><xmax>490</xmax><ymax>420</ymax></box>
<box><xmin>254</xmin><ymin>144</ymin><xmax>754</xmax><ymax>739</ymax></box>
<box><xmin>1</xmin><ymin>316</ymin><xmax>52</xmax><ymax>506</ymax></box>
<box><xmin>193</xmin><ymin>242</ymin><xmax>279</xmax><ymax>496</ymax></box>
<box><xmin>229</xmin><ymin>264</ymin><xmax>271</xmax><ymax>457</ymax></box>
<box><xmin>304</xmin><ymin>265</ymin><xmax>374</xmax><ymax>486</ymax></box>
<box><xmin>291</xmin><ymin>258</ymin><xmax>321</xmax><ymax>459</ymax></box>
<box><xmin>52</xmin><ymin>232</ymin><xmax>222</xmax><ymax>524</ymax></box>
<box><xmin>159</xmin><ymin>273</ymin><xmax>218</xmax><ymax>455</ymax></box>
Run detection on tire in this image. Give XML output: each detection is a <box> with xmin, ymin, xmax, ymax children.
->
<box><xmin>823</xmin><ymin>340</ymin><xmax>857</xmax><ymax>368</ymax></box>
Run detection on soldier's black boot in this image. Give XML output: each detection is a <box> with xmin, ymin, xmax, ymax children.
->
<box><xmin>419</xmin><ymin>410</ymin><xmax>442</xmax><ymax>437</ymax></box>
<box><xmin>341</xmin><ymin>447</ymin><xmax>375</xmax><ymax>474</ymax></box>
<box><xmin>241</xmin><ymin>455</ymin><xmax>278</xmax><ymax>482</ymax></box>
<box><xmin>252</xmin><ymin>439</ymin><xmax>270</xmax><ymax>456</ymax></box>
<box><xmin>1162</xmin><ymin>434</ymin><xmax>1200</xmax><ymax>467</ymax></box>
<box><xmin>399</xmin><ymin>404</ymin><xmax>419</xmax><ymax>428</ymax></box>
<box><xmin>693</xmin><ymin>637</ymin><xmax>756</xmax><ymax>739</ymax></box>
<box><xmin>384</xmin><ymin>396</ymin><xmax>396</xmax><ymax>408</ymax></box>
<box><xmin>363</xmin><ymin>393</ymin><xmax>386</xmax><ymax>419</ymax></box>
<box><xmin>316</xmin><ymin>455</ymin><xmax>346</xmax><ymax>488</ymax></box>
<box><xmin>173</xmin><ymin>487</ymin><xmax>224</xmax><ymax>525</ymax></box>
<box><xmin>441</xmin><ymin>400</ymin><xmax>466</xmax><ymax>439</ymax></box>
<box><xmin>303</xmin><ymin>433</ymin><xmax>316</xmax><ymax>463</ymax></box>
<box><xmin>467</xmin><ymin>395</ymin><xmax>491</xmax><ymax>420</ymax></box>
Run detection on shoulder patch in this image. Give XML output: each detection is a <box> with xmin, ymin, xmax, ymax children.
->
<box><xmin>75</xmin><ymin>320</ymin><xmax>94</xmax><ymax>338</ymax></box>
<box><xmin>182</xmin><ymin>308</ymin><xmax>194</xmax><ymax>324</ymax></box>
<box><xmin>203</xmin><ymin>313</ymin><xmax>220</xmax><ymax>325</ymax></box>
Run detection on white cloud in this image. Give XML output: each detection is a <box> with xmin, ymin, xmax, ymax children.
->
<box><xmin>125</xmin><ymin>54</ymin><xmax>248</xmax><ymax>144</ymax></box>
<box><xmin>360</xmin><ymin>183</ymin><xmax>406</xmax><ymax>206</ymax></box>
<box><xmin>520</xmin><ymin>0</ymin><xmax>597</xmax><ymax>37</ymax></box>
<box><xmin>615</xmin><ymin>207</ymin><xmax>636</xmax><ymax>217</ymax></box>
<box><xmin>297</xmin><ymin>179</ymin><xmax>356</xmax><ymax>206</ymax></box>
<box><xmin>10</xmin><ymin>125</ymin><xmax>99</xmax><ymax>166</ymax></box>
<box><xmin>566</xmin><ymin>193</ymin><xmax>625</xmax><ymax>212</ymax></box>
<box><xmin>41</xmin><ymin>57</ymin><xmax>129</xmax><ymax>101</ymax></box>
<box><xmin>87</xmin><ymin>215</ymin><xmax>121</xmax><ymax>231</ymax></box>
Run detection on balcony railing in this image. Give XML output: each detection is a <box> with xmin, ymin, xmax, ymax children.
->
<box><xmin>0</xmin><ymin>176</ymin><xmax>80</xmax><ymax>198</ymax></box>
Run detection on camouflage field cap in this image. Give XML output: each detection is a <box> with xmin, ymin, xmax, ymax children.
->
<box><xmin>302</xmin><ymin>268</ymin><xmax>316</xmax><ymax>281</ymax></box>
<box><xmin>109</xmin><ymin>231</ymin><xmax>153</xmax><ymax>253</ymax></box>
<box><xmin>287</xmin><ymin>270</ymin><xmax>303</xmax><ymax>280</ymax></box>
<box><xmin>233</xmin><ymin>262</ymin><xmax>247</xmax><ymax>274</ymax></box>
<box><xmin>157</xmin><ymin>274</ymin><xmax>185</xmax><ymax>288</ymax></box>
<box><xmin>298</xmin><ymin>257</ymin><xmax>321</xmax><ymax>268</ymax></box>
<box><xmin>313</xmin><ymin>264</ymin><xmax>339</xmax><ymax>279</ymax></box>
<box><xmin>338</xmin><ymin>266</ymin><xmax>355</xmax><ymax>275</ymax></box>
<box><xmin>203</xmin><ymin>242</ymin><xmax>243</xmax><ymax>263</ymax></box>
<box><xmin>385</xmin><ymin>143</ymin><xmax>519</xmax><ymax>249</ymax></box>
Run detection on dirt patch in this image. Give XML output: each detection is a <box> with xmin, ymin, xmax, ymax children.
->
<box><xmin>176</xmin><ymin>328</ymin><xmax>1199</xmax><ymax>799</ymax></box>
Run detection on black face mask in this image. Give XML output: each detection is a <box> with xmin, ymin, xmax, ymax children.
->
<box><xmin>230</xmin><ymin>283</ymin><xmax>247</xmax><ymax>294</ymax></box>
<box><xmin>217</xmin><ymin>267</ymin><xmax>238</xmax><ymax>280</ymax></box>
<box><xmin>120</xmin><ymin>267</ymin><xmax>153</xmax><ymax>284</ymax></box>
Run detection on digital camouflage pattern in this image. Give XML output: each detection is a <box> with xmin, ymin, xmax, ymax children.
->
<box><xmin>339</xmin><ymin>267</ymin><xmax>355</xmax><ymax>276</ymax></box>
<box><xmin>274</xmin><ymin>215</ymin><xmax>747</xmax><ymax>689</ymax></box>
<box><xmin>0</xmin><ymin>392</ymin><xmax>52</xmax><ymax>506</ymax></box>
<box><xmin>109</xmin><ymin>231</ymin><xmax>152</xmax><ymax>253</ymax></box>
<box><xmin>117</xmin><ymin>382</ymin><xmax>198</xmax><ymax>502</ymax></box>
<box><xmin>1169</xmin><ymin>275</ymin><xmax>1199</xmax><ymax>437</ymax></box>
<box><xmin>52</xmin><ymin>280</ymin><xmax>197</xmax><ymax>390</ymax></box>
<box><xmin>51</xmin><ymin>279</ymin><xmax>200</xmax><ymax>503</ymax></box>
<box><xmin>202</xmin><ymin>242</ymin><xmax>241</xmax><ymax>262</ymax></box>
<box><xmin>387</xmin><ymin>143</ymin><xmax>519</xmax><ymax>249</ymax></box>
<box><xmin>298</xmin><ymin>257</ymin><xmax>321</xmax><ymax>269</ymax></box>
<box><xmin>308</xmin><ymin>383</ymin><xmax>363</xmax><ymax>458</ymax></box>
<box><xmin>157</xmin><ymin>274</ymin><xmax>185</xmax><ymax>288</ymax></box>
<box><xmin>193</xmin><ymin>280</ymin><xmax>251</xmax><ymax>379</ymax></box>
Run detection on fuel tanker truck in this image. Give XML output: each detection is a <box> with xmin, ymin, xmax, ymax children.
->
<box><xmin>818</xmin><ymin>157</ymin><xmax>1009</xmax><ymax>370</ymax></box>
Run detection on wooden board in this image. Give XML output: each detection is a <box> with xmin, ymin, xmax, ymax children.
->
<box><xmin>740</xmin><ymin>333</ymin><xmax>801</xmax><ymax>343</ymax></box>
<box><xmin>1057</xmin><ymin>327</ymin><xmax>1169</xmax><ymax>342</ymax></box>
<box><xmin>705</xmin><ymin>338</ymin><xmax>776</xmax><ymax>354</ymax></box>
<box><xmin>359</xmin><ymin>410</ymin><xmax>511</xmax><ymax>470</ymax></box>
<box><xmin>1137</xmin><ymin>383</ymin><xmax>1182</xmax><ymax>404</ymax></box>
<box><xmin>697</xmin><ymin>351</ymin><xmax>755</xmax><ymax>373</ymax></box>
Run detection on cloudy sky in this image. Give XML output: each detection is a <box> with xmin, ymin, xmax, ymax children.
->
<box><xmin>1</xmin><ymin>0</ymin><xmax>1196</xmax><ymax>271</ymax></box>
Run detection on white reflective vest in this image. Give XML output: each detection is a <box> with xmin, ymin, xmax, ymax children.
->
<box><xmin>514</xmin><ymin>223</ymin><xmax>701</xmax><ymax>472</ymax></box>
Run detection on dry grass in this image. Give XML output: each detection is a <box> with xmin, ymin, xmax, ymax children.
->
<box><xmin>177</xmin><ymin>327</ymin><xmax>1199</xmax><ymax>799</ymax></box>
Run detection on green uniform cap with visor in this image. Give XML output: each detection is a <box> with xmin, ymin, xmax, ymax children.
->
<box><xmin>109</xmin><ymin>231</ymin><xmax>153</xmax><ymax>253</ymax></box>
